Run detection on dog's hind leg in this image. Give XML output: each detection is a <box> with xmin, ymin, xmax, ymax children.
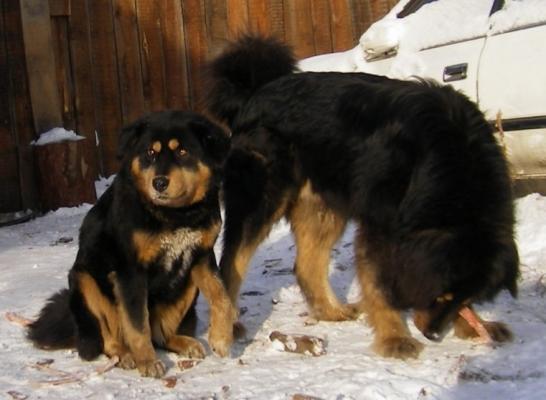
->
<box><xmin>220</xmin><ymin>150</ymin><xmax>292</xmax><ymax>310</ymax></box>
<box><xmin>73</xmin><ymin>272</ymin><xmax>135</xmax><ymax>369</ymax></box>
<box><xmin>289</xmin><ymin>182</ymin><xmax>358</xmax><ymax>321</ymax></box>
<box><xmin>354</xmin><ymin>230</ymin><xmax>424</xmax><ymax>359</ymax></box>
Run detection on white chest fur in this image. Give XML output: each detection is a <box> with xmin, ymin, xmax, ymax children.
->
<box><xmin>159</xmin><ymin>228</ymin><xmax>202</xmax><ymax>272</ymax></box>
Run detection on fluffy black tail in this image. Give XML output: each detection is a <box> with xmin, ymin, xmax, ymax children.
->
<box><xmin>27</xmin><ymin>289</ymin><xmax>75</xmax><ymax>349</ymax></box>
<box><xmin>207</xmin><ymin>35</ymin><xmax>297</xmax><ymax>127</ymax></box>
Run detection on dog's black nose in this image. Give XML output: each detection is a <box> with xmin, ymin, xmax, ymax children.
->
<box><xmin>152</xmin><ymin>176</ymin><xmax>169</xmax><ymax>192</ymax></box>
<box><xmin>423</xmin><ymin>330</ymin><xmax>442</xmax><ymax>342</ymax></box>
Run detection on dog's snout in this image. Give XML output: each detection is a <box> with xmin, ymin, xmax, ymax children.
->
<box><xmin>152</xmin><ymin>176</ymin><xmax>169</xmax><ymax>192</ymax></box>
<box><xmin>423</xmin><ymin>330</ymin><xmax>442</xmax><ymax>342</ymax></box>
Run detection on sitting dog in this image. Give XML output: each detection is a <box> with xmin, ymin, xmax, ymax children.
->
<box><xmin>207</xmin><ymin>36</ymin><xmax>519</xmax><ymax>359</ymax></box>
<box><xmin>27</xmin><ymin>110</ymin><xmax>234</xmax><ymax>377</ymax></box>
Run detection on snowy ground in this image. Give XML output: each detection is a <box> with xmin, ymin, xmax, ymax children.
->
<box><xmin>1</xmin><ymin>176</ymin><xmax>546</xmax><ymax>399</ymax></box>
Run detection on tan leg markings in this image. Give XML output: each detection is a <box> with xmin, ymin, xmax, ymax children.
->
<box><xmin>77</xmin><ymin>273</ymin><xmax>135</xmax><ymax>369</ymax></box>
<box><xmin>192</xmin><ymin>262</ymin><xmax>235</xmax><ymax>357</ymax></box>
<box><xmin>109</xmin><ymin>273</ymin><xmax>165</xmax><ymax>378</ymax></box>
<box><xmin>355</xmin><ymin>230</ymin><xmax>423</xmax><ymax>359</ymax></box>
<box><xmin>151</xmin><ymin>282</ymin><xmax>205</xmax><ymax>359</ymax></box>
<box><xmin>289</xmin><ymin>182</ymin><xmax>357</xmax><ymax>321</ymax></box>
<box><xmin>454</xmin><ymin>306</ymin><xmax>513</xmax><ymax>342</ymax></box>
<box><xmin>222</xmin><ymin>197</ymin><xmax>290</xmax><ymax>309</ymax></box>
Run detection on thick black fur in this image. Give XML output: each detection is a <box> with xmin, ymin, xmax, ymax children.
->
<box><xmin>27</xmin><ymin>110</ymin><xmax>230</xmax><ymax>371</ymax></box>
<box><xmin>208</xmin><ymin>36</ymin><xmax>519</xmax><ymax>345</ymax></box>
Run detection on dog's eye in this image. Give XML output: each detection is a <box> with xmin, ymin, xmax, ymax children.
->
<box><xmin>177</xmin><ymin>148</ymin><xmax>188</xmax><ymax>157</ymax></box>
<box><xmin>146</xmin><ymin>148</ymin><xmax>157</xmax><ymax>159</ymax></box>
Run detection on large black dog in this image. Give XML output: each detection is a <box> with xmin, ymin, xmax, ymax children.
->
<box><xmin>207</xmin><ymin>36</ymin><xmax>519</xmax><ymax>359</ymax></box>
<box><xmin>27</xmin><ymin>110</ymin><xmax>234</xmax><ymax>377</ymax></box>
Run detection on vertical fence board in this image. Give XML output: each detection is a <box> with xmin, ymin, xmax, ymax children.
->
<box><xmin>204</xmin><ymin>0</ymin><xmax>227</xmax><ymax>57</ymax></box>
<box><xmin>0</xmin><ymin>1</ymin><xmax>22</xmax><ymax>212</ymax></box>
<box><xmin>159</xmin><ymin>0</ymin><xmax>190</xmax><ymax>109</ymax></box>
<box><xmin>330</xmin><ymin>0</ymin><xmax>355</xmax><ymax>51</ymax></box>
<box><xmin>88</xmin><ymin>0</ymin><xmax>122</xmax><ymax>175</ymax></box>
<box><xmin>310</xmin><ymin>0</ymin><xmax>332</xmax><ymax>55</ymax></box>
<box><xmin>136</xmin><ymin>0</ymin><xmax>166</xmax><ymax>112</ymax></box>
<box><xmin>20</xmin><ymin>0</ymin><xmax>63</xmax><ymax>133</ymax></box>
<box><xmin>350</xmin><ymin>0</ymin><xmax>372</xmax><ymax>39</ymax></box>
<box><xmin>226</xmin><ymin>0</ymin><xmax>248</xmax><ymax>38</ymax></box>
<box><xmin>181</xmin><ymin>0</ymin><xmax>208</xmax><ymax>110</ymax></box>
<box><xmin>51</xmin><ymin>17</ymin><xmax>76</xmax><ymax>130</ymax></box>
<box><xmin>113</xmin><ymin>0</ymin><xmax>145</xmax><ymax>124</ymax></box>
<box><xmin>0</xmin><ymin>3</ymin><xmax>12</xmax><ymax>151</ymax></box>
<box><xmin>284</xmin><ymin>0</ymin><xmax>315</xmax><ymax>58</ymax></box>
<box><xmin>69</xmin><ymin>0</ymin><xmax>99</xmax><ymax>178</ymax></box>
<box><xmin>248</xmin><ymin>0</ymin><xmax>269</xmax><ymax>35</ymax></box>
<box><xmin>5</xmin><ymin>0</ymin><xmax>38</xmax><ymax>210</ymax></box>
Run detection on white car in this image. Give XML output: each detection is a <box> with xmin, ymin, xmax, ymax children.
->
<box><xmin>301</xmin><ymin>0</ymin><xmax>546</xmax><ymax>193</ymax></box>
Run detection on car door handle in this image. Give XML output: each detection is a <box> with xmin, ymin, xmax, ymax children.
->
<box><xmin>443</xmin><ymin>63</ymin><xmax>468</xmax><ymax>82</ymax></box>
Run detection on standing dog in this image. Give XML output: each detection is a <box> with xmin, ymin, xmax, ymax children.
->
<box><xmin>27</xmin><ymin>110</ymin><xmax>234</xmax><ymax>377</ymax></box>
<box><xmin>207</xmin><ymin>37</ymin><xmax>519</xmax><ymax>359</ymax></box>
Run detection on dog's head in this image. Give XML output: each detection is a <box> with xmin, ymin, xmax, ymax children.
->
<box><xmin>118</xmin><ymin>110</ymin><xmax>229</xmax><ymax>208</ymax></box>
<box><xmin>386</xmin><ymin>230</ymin><xmax>519</xmax><ymax>341</ymax></box>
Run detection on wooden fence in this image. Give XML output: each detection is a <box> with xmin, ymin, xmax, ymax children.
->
<box><xmin>0</xmin><ymin>0</ymin><xmax>396</xmax><ymax>213</ymax></box>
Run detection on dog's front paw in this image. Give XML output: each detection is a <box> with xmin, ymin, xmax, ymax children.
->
<box><xmin>483</xmin><ymin>321</ymin><xmax>513</xmax><ymax>342</ymax></box>
<box><xmin>455</xmin><ymin>317</ymin><xmax>513</xmax><ymax>343</ymax></box>
<box><xmin>117</xmin><ymin>353</ymin><xmax>136</xmax><ymax>370</ymax></box>
<box><xmin>312</xmin><ymin>302</ymin><xmax>361</xmax><ymax>322</ymax></box>
<box><xmin>177</xmin><ymin>337</ymin><xmax>206</xmax><ymax>359</ymax></box>
<box><xmin>209</xmin><ymin>328</ymin><xmax>233</xmax><ymax>357</ymax></box>
<box><xmin>374</xmin><ymin>336</ymin><xmax>424</xmax><ymax>360</ymax></box>
<box><xmin>136</xmin><ymin>359</ymin><xmax>166</xmax><ymax>378</ymax></box>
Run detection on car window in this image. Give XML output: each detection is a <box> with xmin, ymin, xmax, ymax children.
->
<box><xmin>380</xmin><ymin>0</ymin><xmax>494</xmax><ymax>51</ymax></box>
<box><xmin>489</xmin><ymin>0</ymin><xmax>546</xmax><ymax>34</ymax></box>
<box><xmin>397</xmin><ymin>0</ymin><xmax>438</xmax><ymax>18</ymax></box>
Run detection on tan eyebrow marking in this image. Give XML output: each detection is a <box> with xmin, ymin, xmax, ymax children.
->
<box><xmin>152</xmin><ymin>141</ymin><xmax>162</xmax><ymax>153</ymax></box>
<box><xmin>168</xmin><ymin>138</ymin><xmax>180</xmax><ymax>150</ymax></box>
<box><xmin>436</xmin><ymin>293</ymin><xmax>454</xmax><ymax>303</ymax></box>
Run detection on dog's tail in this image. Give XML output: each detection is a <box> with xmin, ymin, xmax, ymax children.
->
<box><xmin>27</xmin><ymin>289</ymin><xmax>76</xmax><ymax>349</ymax></box>
<box><xmin>207</xmin><ymin>35</ymin><xmax>297</xmax><ymax>127</ymax></box>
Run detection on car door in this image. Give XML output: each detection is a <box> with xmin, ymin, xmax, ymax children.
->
<box><xmin>362</xmin><ymin>0</ymin><xmax>495</xmax><ymax>102</ymax></box>
<box><xmin>478</xmin><ymin>1</ymin><xmax>546</xmax><ymax>180</ymax></box>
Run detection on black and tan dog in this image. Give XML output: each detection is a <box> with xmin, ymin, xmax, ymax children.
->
<box><xmin>207</xmin><ymin>37</ymin><xmax>519</xmax><ymax>359</ymax></box>
<box><xmin>27</xmin><ymin>110</ymin><xmax>234</xmax><ymax>377</ymax></box>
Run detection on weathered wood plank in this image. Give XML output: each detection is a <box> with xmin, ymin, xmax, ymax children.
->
<box><xmin>5</xmin><ymin>0</ymin><xmax>39</xmax><ymax>210</ymax></box>
<box><xmin>204</xmin><ymin>0</ymin><xmax>227</xmax><ymax>57</ymax></box>
<box><xmin>68</xmin><ymin>0</ymin><xmax>100</xmax><ymax>178</ymax></box>
<box><xmin>49</xmin><ymin>0</ymin><xmax>70</xmax><ymax>16</ymax></box>
<box><xmin>310</xmin><ymin>0</ymin><xmax>332</xmax><ymax>55</ymax></box>
<box><xmin>135</xmin><ymin>1</ymin><xmax>166</xmax><ymax>112</ymax></box>
<box><xmin>159</xmin><ymin>0</ymin><xmax>190</xmax><ymax>109</ymax></box>
<box><xmin>181</xmin><ymin>0</ymin><xmax>208</xmax><ymax>110</ymax></box>
<box><xmin>330</xmin><ymin>0</ymin><xmax>355</xmax><ymax>51</ymax></box>
<box><xmin>88</xmin><ymin>0</ymin><xmax>122</xmax><ymax>175</ymax></box>
<box><xmin>284</xmin><ymin>0</ymin><xmax>315</xmax><ymax>58</ymax></box>
<box><xmin>51</xmin><ymin>16</ymin><xmax>76</xmax><ymax>130</ymax></box>
<box><xmin>113</xmin><ymin>0</ymin><xmax>145</xmax><ymax>124</ymax></box>
<box><xmin>248</xmin><ymin>0</ymin><xmax>271</xmax><ymax>35</ymax></box>
<box><xmin>226</xmin><ymin>0</ymin><xmax>248</xmax><ymax>39</ymax></box>
<box><xmin>19</xmin><ymin>0</ymin><xmax>63</xmax><ymax>133</ymax></box>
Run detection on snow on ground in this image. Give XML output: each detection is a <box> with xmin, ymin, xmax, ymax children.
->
<box><xmin>1</xmin><ymin>183</ymin><xmax>546</xmax><ymax>399</ymax></box>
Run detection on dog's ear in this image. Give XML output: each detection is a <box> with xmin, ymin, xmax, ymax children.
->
<box><xmin>117</xmin><ymin>117</ymin><xmax>148</xmax><ymax>159</ymax></box>
<box><xmin>189</xmin><ymin>119</ymin><xmax>230</xmax><ymax>165</ymax></box>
